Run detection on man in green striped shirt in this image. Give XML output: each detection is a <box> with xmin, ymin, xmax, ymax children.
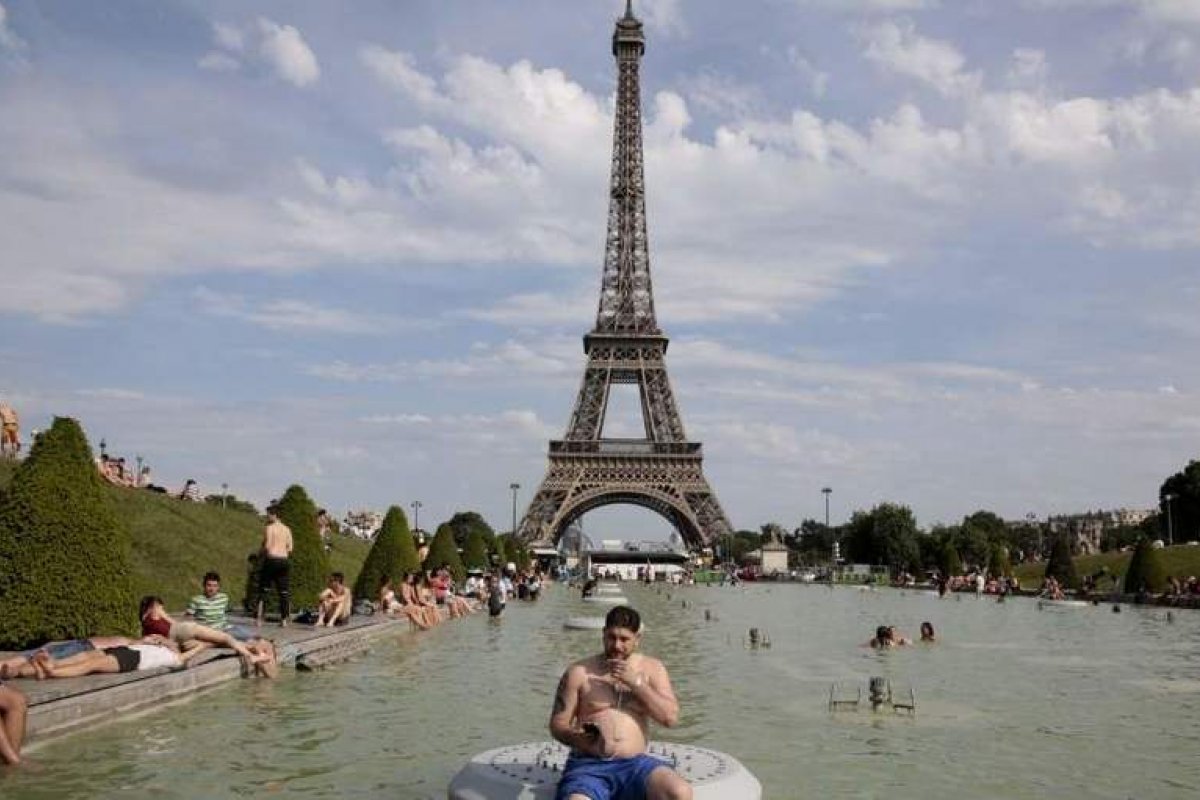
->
<box><xmin>187</xmin><ymin>572</ymin><xmax>254</xmax><ymax>641</ymax></box>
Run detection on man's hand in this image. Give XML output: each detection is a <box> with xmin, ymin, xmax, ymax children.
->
<box><xmin>607</xmin><ymin>658</ymin><xmax>645</xmax><ymax>691</ymax></box>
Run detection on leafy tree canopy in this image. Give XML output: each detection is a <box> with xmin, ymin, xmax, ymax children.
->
<box><xmin>843</xmin><ymin>502</ymin><xmax>921</xmax><ymax>575</ymax></box>
<box><xmin>445</xmin><ymin>511</ymin><xmax>496</xmax><ymax>550</ymax></box>
<box><xmin>1160</xmin><ymin>460</ymin><xmax>1200</xmax><ymax>544</ymax></box>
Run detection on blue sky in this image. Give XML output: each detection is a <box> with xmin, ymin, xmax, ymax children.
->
<box><xmin>2</xmin><ymin>0</ymin><xmax>1198</xmax><ymax>538</ymax></box>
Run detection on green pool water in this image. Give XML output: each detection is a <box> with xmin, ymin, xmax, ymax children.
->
<box><xmin>4</xmin><ymin>583</ymin><xmax>1198</xmax><ymax>798</ymax></box>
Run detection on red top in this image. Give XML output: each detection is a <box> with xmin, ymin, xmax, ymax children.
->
<box><xmin>142</xmin><ymin>616</ymin><xmax>171</xmax><ymax>638</ymax></box>
<box><xmin>431</xmin><ymin>574</ymin><xmax>449</xmax><ymax>600</ymax></box>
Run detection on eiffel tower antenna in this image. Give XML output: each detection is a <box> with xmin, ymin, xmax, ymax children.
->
<box><xmin>516</xmin><ymin>5</ymin><xmax>733</xmax><ymax>550</ymax></box>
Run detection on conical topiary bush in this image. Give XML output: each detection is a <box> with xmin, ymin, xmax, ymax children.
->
<box><xmin>462</xmin><ymin>527</ymin><xmax>490</xmax><ymax>571</ymax></box>
<box><xmin>353</xmin><ymin>506</ymin><xmax>418</xmax><ymax>600</ymax></box>
<box><xmin>274</xmin><ymin>484</ymin><xmax>328</xmax><ymax>609</ymax></box>
<box><xmin>1044</xmin><ymin>534</ymin><xmax>1078</xmax><ymax>590</ymax></box>
<box><xmin>0</xmin><ymin>417</ymin><xmax>136</xmax><ymax>649</ymax></box>
<box><xmin>423</xmin><ymin>522</ymin><xmax>465</xmax><ymax>581</ymax></box>
<box><xmin>1123</xmin><ymin>537</ymin><xmax>1166</xmax><ymax>594</ymax></box>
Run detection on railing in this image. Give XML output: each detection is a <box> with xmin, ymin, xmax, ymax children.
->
<box><xmin>549</xmin><ymin>440</ymin><xmax>701</xmax><ymax>456</ymax></box>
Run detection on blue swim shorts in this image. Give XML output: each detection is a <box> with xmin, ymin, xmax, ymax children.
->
<box><xmin>555</xmin><ymin>752</ymin><xmax>670</xmax><ymax>800</ymax></box>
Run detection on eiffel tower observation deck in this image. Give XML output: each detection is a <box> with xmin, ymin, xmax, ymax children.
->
<box><xmin>516</xmin><ymin>1</ymin><xmax>734</xmax><ymax>551</ymax></box>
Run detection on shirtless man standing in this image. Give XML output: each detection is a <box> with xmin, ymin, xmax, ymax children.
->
<box><xmin>257</xmin><ymin>505</ymin><xmax>294</xmax><ymax>627</ymax></box>
<box><xmin>0</xmin><ymin>400</ymin><xmax>19</xmax><ymax>457</ymax></box>
<box><xmin>549</xmin><ymin>605</ymin><xmax>692</xmax><ymax>800</ymax></box>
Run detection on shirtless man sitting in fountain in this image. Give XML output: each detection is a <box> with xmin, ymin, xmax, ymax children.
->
<box><xmin>549</xmin><ymin>605</ymin><xmax>692</xmax><ymax>800</ymax></box>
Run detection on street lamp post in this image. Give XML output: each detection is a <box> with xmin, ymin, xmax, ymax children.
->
<box><xmin>411</xmin><ymin>500</ymin><xmax>422</xmax><ymax>535</ymax></box>
<box><xmin>1164</xmin><ymin>493</ymin><xmax>1176</xmax><ymax>546</ymax></box>
<box><xmin>221</xmin><ymin>482</ymin><xmax>228</xmax><ymax>509</ymax></box>
<box><xmin>822</xmin><ymin>487</ymin><xmax>835</xmax><ymax>563</ymax></box>
<box><xmin>509</xmin><ymin>483</ymin><xmax>521</xmax><ymax>537</ymax></box>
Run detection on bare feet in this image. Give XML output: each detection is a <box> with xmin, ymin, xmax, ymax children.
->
<box><xmin>31</xmin><ymin>652</ymin><xmax>51</xmax><ymax>680</ymax></box>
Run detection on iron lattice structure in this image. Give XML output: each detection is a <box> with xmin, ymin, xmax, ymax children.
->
<box><xmin>516</xmin><ymin>2</ymin><xmax>733</xmax><ymax>551</ymax></box>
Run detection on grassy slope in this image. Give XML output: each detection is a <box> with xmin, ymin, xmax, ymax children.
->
<box><xmin>1013</xmin><ymin>545</ymin><xmax>1200</xmax><ymax>586</ymax></box>
<box><xmin>0</xmin><ymin>459</ymin><xmax>370</xmax><ymax>609</ymax></box>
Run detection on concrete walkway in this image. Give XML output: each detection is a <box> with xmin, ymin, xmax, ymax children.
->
<box><xmin>2</xmin><ymin>612</ymin><xmax>439</xmax><ymax>743</ymax></box>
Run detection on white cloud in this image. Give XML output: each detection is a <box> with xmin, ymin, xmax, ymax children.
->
<box><xmin>0</xmin><ymin>2</ymin><xmax>24</xmax><ymax>51</ymax></box>
<box><xmin>193</xmin><ymin>287</ymin><xmax>401</xmax><ymax>335</ymax></box>
<box><xmin>859</xmin><ymin>19</ymin><xmax>981</xmax><ymax>97</ymax></box>
<box><xmin>1008</xmin><ymin>48</ymin><xmax>1048</xmax><ymax>85</ymax></box>
<box><xmin>197</xmin><ymin>52</ymin><xmax>240</xmax><ymax>73</ymax></box>
<box><xmin>199</xmin><ymin>18</ymin><xmax>320</xmax><ymax>88</ymax></box>
<box><xmin>256</xmin><ymin>18</ymin><xmax>320</xmax><ymax>87</ymax></box>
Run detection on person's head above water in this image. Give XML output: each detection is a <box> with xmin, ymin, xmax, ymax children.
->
<box><xmin>875</xmin><ymin>625</ymin><xmax>892</xmax><ymax>642</ymax></box>
<box><xmin>920</xmin><ymin>621</ymin><xmax>935</xmax><ymax>640</ymax></box>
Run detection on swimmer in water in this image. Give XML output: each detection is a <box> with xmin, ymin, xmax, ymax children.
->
<box><xmin>919</xmin><ymin>621</ymin><xmax>936</xmax><ymax>643</ymax></box>
<box><xmin>867</xmin><ymin>625</ymin><xmax>911</xmax><ymax>648</ymax></box>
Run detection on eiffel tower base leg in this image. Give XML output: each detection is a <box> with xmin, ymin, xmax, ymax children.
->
<box><xmin>517</xmin><ymin>451</ymin><xmax>732</xmax><ymax>551</ymax></box>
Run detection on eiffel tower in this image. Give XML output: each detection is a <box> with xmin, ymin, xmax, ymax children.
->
<box><xmin>516</xmin><ymin>1</ymin><xmax>733</xmax><ymax>550</ymax></box>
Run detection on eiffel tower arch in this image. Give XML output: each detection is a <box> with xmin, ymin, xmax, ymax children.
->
<box><xmin>516</xmin><ymin>2</ymin><xmax>733</xmax><ymax>551</ymax></box>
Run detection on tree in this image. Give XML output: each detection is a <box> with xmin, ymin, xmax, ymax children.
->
<box><xmin>1123</xmin><ymin>538</ymin><xmax>1166</xmax><ymax>593</ymax></box>
<box><xmin>1044</xmin><ymin>533</ymin><xmax>1078</xmax><ymax>589</ymax></box>
<box><xmin>204</xmin><ymin>493</ymin><xmax>258</xmax><ymax>515</ymax></box>
<box><xmin>274</xmin><ymin>485</ymin><xmax>329</xmax><ymax>609</ymax></box>
<box><xmin>843</xmin><ymin>503</ymin><xmax>920</xmax><ymax>575</ymax></box>
<box><xmin>1160</xmin><ymin>460</ymin><xmax>1200</xmax><ymax>543</ymax></box>
<box><xmin>498</xmin><ymin>533</ymin><xmax>532</xmax><ymax>571</ymax></box>
<box><xmin>939</xmin><ymin>539</ymin><xmax>962</xmax><ymax>577</ymax></box>
<box><xmin>423</xmin><ymin>523</ymin><xmax>465</xmax><ymax>581</ymax></box>
<box><xmin>445</xmin><ymin>511</ymin><xmax>496</xmax><ymax>551</ymax></box>
<box><xmin>0</xmin><ymin>417</ymin><xmax>136</xmax><ymax>649</ymax></box>
<box><xmin>353</xmin><ymin>506</ymin><xmax>418</xmax><ymax>600</ymax></box>
<box><xmin>462</xmin><ymin>528</ymin><xmax>490</xmax><ymax>570</ymax></box>
<box><xmin>988</xmin><ymin>543</ymin><xmax>1012</xmax><ymax>578</ymax></box>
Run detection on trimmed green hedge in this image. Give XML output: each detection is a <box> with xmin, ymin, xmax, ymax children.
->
<box><xmin>462</xmin><ymin>527</ymin><xmax>490</xmax><ymax>570</ymax></box>
<box><xmin>353</xmin><ymin>505</ymin><xmax>420</xmax><ymax>600</ymax></box>
<box><xmin>1123</xmin><ymin>538</ymin><xmax>1166</xmax><ymax>593</ymax></box>
<box><xmin>1045</xmin><ymin>534</ymin><xmax>1079</xmax><ymax>589</ymax></box>
<box><xmin>0</xmin><ymin>418</ymin><xmax>136</xmax><ymax>649</ymax></box>
<box><xmin>423</xmin><ymin>522</ymin><xmax>465</xmax><ymax>581</ymax></box>
<box><xmin>275</xmin><ymin>484</ymin><xmax>328</xmax><ymax>609</ymax></box>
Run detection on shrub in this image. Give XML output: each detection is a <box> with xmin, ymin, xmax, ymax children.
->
<box><xmin>1123</xmin><ymin>538</ymin><xmax>1166</xmax><ymax>593</ymax></box>
<box><xmin>423</xmin><ymin>523</ymin><xmax>465</xmax><ymax>581</ymax></box>
<box><xmin>445</xmin><ymin>510</ymin><xmax>496</xmax><ymax>551</ymax></box>
<box><xmin>498</xmin><ymin>533</ymin><xmax>532</xmax><ymax>571</ymax></box>
<box><xmin>353</xmin><ymin>506</ymin><xmax>419</xmax><ymax>599</ymax></box>
<box><xmin>274</xmin><ymin>484</ymin><xmax>328</xmax><ymax>609</ymax></box>
<box><xmin>462</xmin><ymin>527</ymin><xmax>490</xmax><ymax>570</ymax></box>
<box><xmin>0</xmin><ymin>417</ymin><xmax>136</xmax><ymax>649</ymax></box>
<box><xmin>1044</xmin><ymin>534</ymin><xmax>1078</xmax><ymax>589</ymax></box>
<box><xmin>939</xmin><ymin>540</ymin><xmax>962</xmax><ymax>577</ymax></box>
<box><xmin>988</xmin><ymin>544</ymin><xmax>1012</xmax><ymax>578</ymax></box>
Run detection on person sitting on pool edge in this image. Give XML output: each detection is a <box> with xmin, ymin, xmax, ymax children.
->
<box><xmin>315</xmin><ymin>572</ymin><xmax>352</xmax><ymax>627</ymax></box>
<box><xmin>549</xmin><ymin>604</ymin><xmax>692</xmax><ymax>800</ymax></box>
